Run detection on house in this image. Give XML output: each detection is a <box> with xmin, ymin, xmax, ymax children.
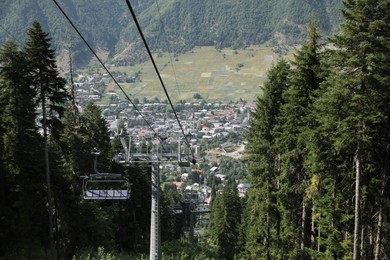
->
<box><xmin>210</xmin><ymin>166</ymin><xmax>218</xmax><ymax>173</ymax></box>
<box><xmin>201</xmin><ymin>125</ymin><xmax>210</xmax><ymax>132</ymax></box>
<box><xmin>237</xmin><ymin>183</ymin><xmax>251</xmax><ymax>197</ymax></box>
<box><xmin>172</xmin><ymin>181</ymin><xmax>184</xmax><ymax>189</ymax></box>
<box><xmin>181</xmin><ymin>173</ymin><xmax>189</xmax><ymax>181</ymax></box>
<box><xmin>202</xmin><ymin>135</ymin><xmax>213</xmax><ymax>141</ymax></box>
<box><xmin>165</xmin><ymin>164</ymin><xmax>175</xmax><ymax>171</ymax></box>
<box><xmin>215</xmin><ymin>174</ymin><xmax>226</xmax><ymax>181</ymax></box>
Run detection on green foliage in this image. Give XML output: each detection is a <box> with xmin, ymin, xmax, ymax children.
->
<box><xmin>244</xmin><ymin>58</ymin><xmax>291</xmax><ymax>259</ymax></box>
<box><xmin>275</xmin><ymin>22</ymin><xmax>324</xmax><ymax>258</ymax></box>
<box><xmin>0</xmin><ymin>22</ymin><xmax>154</xmax><ymax>258</ymax></box>
<box><xmin>0</xmin><ymin>33</ymin><xmax>49</xmax><ymax>259</ymax></box>
<box><xmin>72</xmin><ymin>246</ymin><xmax>134</xmax><ymax>260</ymax></box>
<box><xmin>3</xmin><ymin>2</ymin><xmax>390</xmax><ymax>259</ymax></box>
<box><xmin>208</xmin><ymin>185</ymin><xmax>242</xmax><ymax>259</ymax></box>
<box><xmin>218</xmin><ymin>157</ymin><xmax>248</xmax><ymax>181</ymax></box>
<box><xmin>193</xmin><ymin>93</ymin><xmax>202</xmax><ymax>99</ymax></box>
<box><xmin>160</xmin><ymin>189</ymin><xmax>184</xmax><ymax>241</ymax></box>
<box><xmin>80</xmin><ymin>102</ymin><xmax>111</xmax><ymax>155</ymax></box>
<box><xmin>0</xmin><ymin>0</ymin><xmax>343</xmax><ymax>66</ymax></box>
<box><xmin>24</xmin><ymin>21</ymin><xmax>69</xmax><ymax>119</ymax></box>
<box><xmin>244</xmin><ymin>1</ymin><xmax>390</xmax><ymax>259</ymax></box>
<box><xmin>162</xmin><ymin>239</ymin><xmax>219</xmax><ymax>260</ymax></box>
<box><xmin>127</xmin><ymin>0</ymin><xmax>342</xmax><ymax>55</ymax></box>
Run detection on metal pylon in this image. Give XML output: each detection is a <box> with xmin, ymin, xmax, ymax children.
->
<box><xmin>150</xmin><ymin>157</ymin><xmax>161</xmax><ymax>260</ymax></box>
<box><xmin>114</xmin><ymin>135</ymin><xmax>194</xmax><ymax>260</ymax></box>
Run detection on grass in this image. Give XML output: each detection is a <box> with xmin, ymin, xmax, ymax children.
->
<box><xmin>71</xmin><ymin>240</ymin><xmax>219</xmax><ymax>260</ymax></box>
<box><xmin>93</xmin><ymin>45</ymin><xmax>295</xmax><ymax>103</ymax></box>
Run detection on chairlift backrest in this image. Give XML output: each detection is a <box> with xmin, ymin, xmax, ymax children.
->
<box><xmin>178</xmin><ymin>161</ymin><xmax>191</xmax><ymax>167</ymax></box>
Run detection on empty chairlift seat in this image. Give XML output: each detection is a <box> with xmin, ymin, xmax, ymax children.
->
<box><xmin>82</xmin><ymin>173</ymin><xmax>131</xmax><ymax>200</ymax></box>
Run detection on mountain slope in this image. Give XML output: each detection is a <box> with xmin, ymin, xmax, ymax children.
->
<box><xmin>122</xmin><ymin>0</ymin><xmax>342</xmax><ymax>51</ymax></box>
<box><xmin>0</xmin><ymin>0</ymin><xmax>343</xmax><ymax>66</ymax></box>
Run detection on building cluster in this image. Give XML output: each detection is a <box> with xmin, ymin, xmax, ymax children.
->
<box><xmin>72</xmin><ymin>71</ymin><xmax>253</xmax><ymax>198</ymax></box>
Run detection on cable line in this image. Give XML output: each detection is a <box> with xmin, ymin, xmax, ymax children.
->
<box><xmin>51</xmin><ymin>0</ymin><xmax>166</xmax><ymax>151</ymax></box>
<box><xmin>154</xmin><ymin>0</ymin><xmax>182</xmax><ymax>100</ymax></box>
<box><xmin>0</xmin><ymin>24</ymin><xmax>23</xmax><ymax>45</ymax></box>
<box><xmin>124</xmin><ymin>0</ymin><xmax>195</xmax><ymax>161</ymax></box>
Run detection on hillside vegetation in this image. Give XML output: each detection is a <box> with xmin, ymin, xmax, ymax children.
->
<box><xmin>90</xmin><ymin>45</ymin><xmax>294</xmax><ymax>103</ymax></box>
<box><xmin>0</xmin><ymin>0</ymin><xmax>342</xmax><ymax>66</ymax></box>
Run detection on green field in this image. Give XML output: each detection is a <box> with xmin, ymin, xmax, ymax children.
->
<box><xmin>96</xmin><ymin>45</ymin><xmax>294</xmax><ymax>103</ymax></box>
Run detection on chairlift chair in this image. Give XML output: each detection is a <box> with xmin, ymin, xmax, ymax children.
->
<box><xmin>82</xmin><ymin>151</ymin><xmax>131</xmax><ymax>200</ymax></box>
<box><xmin>178</xmin><ymin>139</ymin><xmax>196</xmax><ymax>167</ymax></box>
<box><xmin>82</xmin><ymin>173</ymin><xmax>131</xmax><ymax>200</ymax></box>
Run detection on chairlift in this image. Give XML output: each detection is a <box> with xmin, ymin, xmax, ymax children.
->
<box><xmin>82</xmin><ymin>173</ymin><xmax>131</xmax><ymax>200</ymax></box>
<box><xmin>169</xmin><ymin>205</ymin><xmax>183</xmax><ymax>215</ymax></box>
<box><xmin>178</xmin><ymin>161</ymin><xmax>191</xmax><ymax>167</ymax></box>
<box><xmin>181</xmin><ymin>190</ymin><xmax>205</xmax><ymax>203</ymax></box>
<box><xmin>178</xmin><ymin>139</ymin><xmax>196</xmax><ymax>167</ymax></box>
<box><xmin>82</xmin><ymin>151</ymin><xmax>131</xmax><ymax>200</ymax></box>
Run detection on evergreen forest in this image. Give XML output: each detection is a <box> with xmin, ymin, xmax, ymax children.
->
<box><xmin>1</xmin><ymin>0</ymin><xmax>390</xmax><ymax>259</ymax></box>
<box><xmin>244</xmin><ymin>0</ymin><xmax>390</xmax><ymax>259</ymax></box>
<box><xmin>0</xmin><ymin>0</ymin><xmax>343</xmax><ymax>67</ymax></box>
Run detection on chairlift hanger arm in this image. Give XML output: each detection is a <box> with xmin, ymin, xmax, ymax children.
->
<box><xmin>81</xmin><ymin>151</ymin><xmax>131</xmax><ymax>200</ymax></box>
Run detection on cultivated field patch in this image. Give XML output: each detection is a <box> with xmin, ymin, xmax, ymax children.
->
<box><xmin>98</xmin><ymin>45</ymin><xmax>293</xmax><ymax>103</ymax></box>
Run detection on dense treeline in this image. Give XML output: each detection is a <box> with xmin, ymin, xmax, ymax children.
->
<box><xmin>0</xmin><ymin>21</ymin><xmax>156</xmax><ymax>259</ymax></box>
<box><xmin>244</xmin><ymin>0</ymin><xmax>390</xmax><ymax>259</ymax></box>
<box><xmin>0</xmin><ymin>0</ymin><xmax>342</xmax><ymax>66</ymax></box>
<box><xmin>140</xmin><ymin>0</ymin><xmax>342</xmax><ymax>52</ymax></box>
<box><xmin>0</xmin><ymin>0</ymin><xmax>151</xmax><ymax>67</ymax></box>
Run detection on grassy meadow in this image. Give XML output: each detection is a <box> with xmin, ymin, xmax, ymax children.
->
<box><xmin>91</xmin><ymin>45</ymin><xmax>294</xmax><ymax>103</ymax></box>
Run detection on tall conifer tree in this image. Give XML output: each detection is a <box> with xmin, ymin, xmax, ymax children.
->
<box><xmin>209</xmin><ymin>184</ymin><xmax>242</xmax><ymax>259</ymax></box>
<box><xmin>0</xmin><ymin>40</ymin><xmax>47</xmax><ymax>257</ymax></box>
<box><xmin>245</xmin><ymin>59</ymin><xmax>290</xmax><ymax>259</ymax></box>
<box><xmin>24</xmin><ymin>21</ymin><xmax>69</xmax><ymax>258</ymax></box>
<box><xmin>314</xmin><ymin>0</ymin><xmax>390</xmax><ymax>258</ymax></box>
<box><xmin>276</xmin><ymin>22</ymin><xmax>324</xmax><ymax>259</ymax></box>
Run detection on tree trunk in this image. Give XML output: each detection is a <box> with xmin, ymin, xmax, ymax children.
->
<box><xmin>266</xmin><ymin>206</ymin><xmax>270</xmax><ymax>260</ymax></box>
<box><xmin>374</xmin><ymin>206</ymin><xmax>383</xmax><ymax>260</ymax></box>
<box><xmin>301</xmin><ymin>195</ymin><xmax>306</xmax><ymax>260</ymax></box>
<box><xmin>360</xmin><ymin>226</ymin><xmax>364</xmax><ymax>257</ymax></box>
<box><xmin>374</xmin><ymin>171</ymin><xmax>387</xmax><ymax>260</ymax></box>
<box><xmin>54</xmin><ymin>201</ymin><xmax>60</xmax><ymax>260</ymax></box>
<box><xmin>266</xmin><ymin>181</ymin><xmax>271</xmax><ymax>260</ymax></box>
<box><xmin>353</xmin><ymin>148</ymin><xmax>361</xmax><ymax>260</ymax></box>
<box><xmin>42</xmin><ymin>94</ymin><xmax>55</xmax><ymax>260</ymax></box>
<box><xmin>318</xmin><ymin>215</ymin><xmax>321</xmax><ymax>252</ymax></box>
<box><xmin>311</xmin><ymin>203</ymin><xmax>316</xmax><ymax>250</ymax></box>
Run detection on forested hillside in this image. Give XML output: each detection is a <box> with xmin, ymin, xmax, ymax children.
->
<box><xmin>0</xmin><ymin>0</ymin><xmax>342</xmax><ymax>66</ymax></box>
<box><xmin>127</xmin><ymin>0</ymin><xmax>343</xmax><ymax>51</ymax></box>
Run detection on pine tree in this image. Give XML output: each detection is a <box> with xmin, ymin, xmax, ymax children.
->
<box><xmin>276</xmin><ymin>22</ymin><xmax>324</xmax><ymax>259</ymax></box>
<box><xmin>244</xmin><ymin>59</ymin><xmax>290</xmax><ymax>259</ymax></box>
<box><xmin>23</xmin><ymin>20</ymin><xmax>69</xmax><ymax>258</ymax></box>
<box><xmin>0</xmin><ymin>40</ymin><xmax>48</xmax><ymax>257</ymax></box>
<box><xmin>313</xmin><ymin>0</ymin><xmax>390</xmax><ymax>258</ymax></box>
<box><xmin>208</xmin><ymin>184</ymin><xmax>242</xmax><ymax>259</ymax></box>
<box><xmin>24</xmin><ymin>21</ymin><xmax>69</xmax><ymax>120</ymax></box>
<box><xmin>160</xmin><ymin>188</ymin><xmax>183</xmax><ymax>242</ymax></box>
<box><xmin>79</xmin><ymin>102</ymin><xmax>111</xmax><ymax>162</ymax></box>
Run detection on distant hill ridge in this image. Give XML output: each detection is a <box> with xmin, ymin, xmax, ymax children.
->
<box><xmin>0</xmin><ymin>0</ymin><xmax>342</xmax><ymax>66</ymax></box>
